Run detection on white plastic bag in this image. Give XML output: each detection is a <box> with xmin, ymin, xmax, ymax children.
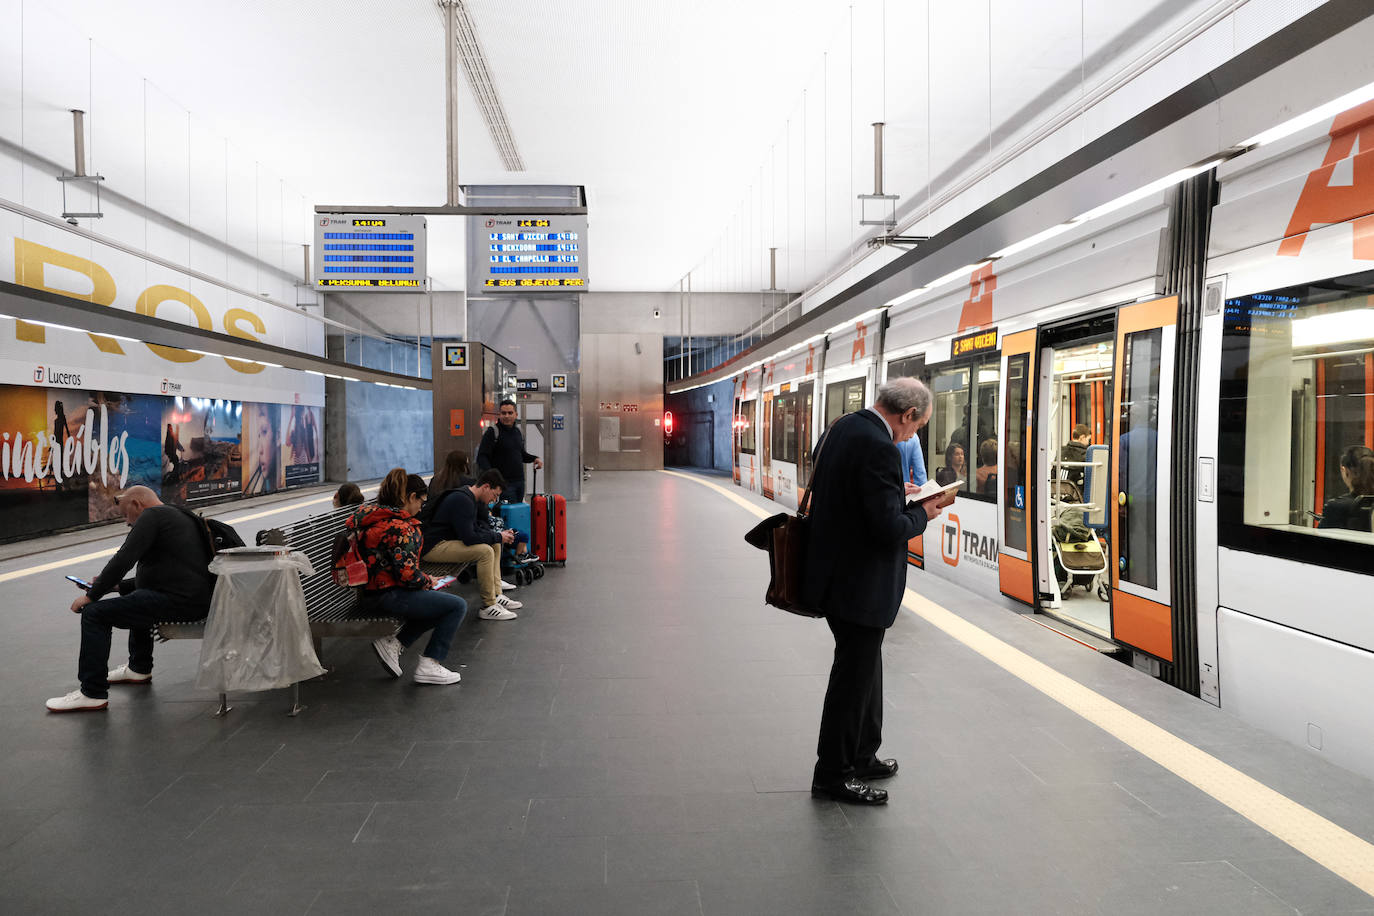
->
<box><xmin>196</xmin><ymin>550</ymin><xmax>326</xmax><ymax>692</ymax></box>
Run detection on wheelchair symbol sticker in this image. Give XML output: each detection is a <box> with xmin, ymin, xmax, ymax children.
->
<box><xmin>1014</xmin><ymin>486</ymin><xmax>1024</xmax><ymax>509</ymax></box>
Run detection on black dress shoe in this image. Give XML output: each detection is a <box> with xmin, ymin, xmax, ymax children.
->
<box><xmin>853</xmin><ymin>758</ymin><xmax>899</xmax><ymax>780</ymax></box>
<box><xmin>811</xmin><ymin>778</ymin><xmax>888</xmax><ymax>805</ymax></box>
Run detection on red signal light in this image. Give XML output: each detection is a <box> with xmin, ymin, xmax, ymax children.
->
<box><xmin>664</xmin><ymin>411</ymin><xmax>674</xmax><ymax>436</ymax></box>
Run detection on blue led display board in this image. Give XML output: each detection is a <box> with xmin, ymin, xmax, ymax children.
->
<box><xmin>313</xmin><ymin>214</ymin><xmax>428</xmax><ymax>290</ymax></box>
<box><xmin>467</xmin><ymin>215</ymin><xmax>589</xmax><ymax>292</ymax></box>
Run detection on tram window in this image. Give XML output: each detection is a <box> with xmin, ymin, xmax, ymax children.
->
<box><xmin>1118</xmin><ymin>328</ymin><xmax>1162</xmax><ymax>591</ymax></box>
<box><xmin>825</xmin><ymin>378</ymin><xmax>866</xmax><ymax>426</ymax></box>
<box><xmin>1220</xmin><ymin>273</ymin><xmax>1374</xmax><ymax>572</ymax></box>
<box><xmin>771</xmin><ymin>392</ymin><xmax>800</xmax><ymax>464</ymax></box>
<box><xmin>1003</xmin><ymin>354</ymin><xmax>1030</xmax><ymax>552</ymax></box>
<box><xmin>739</xmin><ymin>400</ymin><xmax>756</xmax><ymax>454</ymax></box>
<box><xmin>927</xmin><ymin>354</ymin><xmax>1001</xmax><ymax>499</ymax></box>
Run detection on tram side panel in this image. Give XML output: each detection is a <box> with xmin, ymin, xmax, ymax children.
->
<box><xmin>1203</xmin><ymin>104</ymin><xmax>1374</xmax><ymax>779</ymax></box>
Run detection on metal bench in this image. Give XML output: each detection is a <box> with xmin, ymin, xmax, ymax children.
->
<box><xmin>157</xmin><ymin>502</ymin><xmax>471</xmax><ymax>716</ymax></box>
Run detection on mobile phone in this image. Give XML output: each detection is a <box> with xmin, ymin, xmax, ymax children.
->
<box><xmin>430</xmin><ymin>575</ymin><xmax>457</xmax><ymax>591</ymax></box>
<box><xmin>65</xmin><ymin>575</ymin><xmax>91</xmax><ymax>590</ymax></box>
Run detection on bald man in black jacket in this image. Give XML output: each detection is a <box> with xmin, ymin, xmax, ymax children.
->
<box><xmin>801</xmin><ymin>377</ymin><xmax>947</xmax><ymax>805</ymax></box>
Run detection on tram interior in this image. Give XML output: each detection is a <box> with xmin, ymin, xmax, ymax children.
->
<box><xmin>1046</xmin><ymin>340</ymin><xmax>1115</xmax><ymax>636</ymax></box>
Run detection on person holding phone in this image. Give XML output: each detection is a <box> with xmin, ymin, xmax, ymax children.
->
<box><xmin>46</xmin><ymin>486</ymin><xmax>215</xmax><ymax>712</ymax></box>
<box><xmin>347</xmin><ymin>469</ymin><xmax>469</xmax><ymax>686</ymax></box>
<box><xmin>799</xmin><ymin>377</ymin><xmax>947</xmax><ymax>805</ymax></box>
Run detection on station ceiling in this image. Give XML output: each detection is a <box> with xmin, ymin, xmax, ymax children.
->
<box><xmin>53</xmin><ymin>0</ymin><xmax>1229</xmax><ymax>296</ymax></box>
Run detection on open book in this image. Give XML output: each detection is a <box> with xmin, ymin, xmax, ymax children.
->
<box><xmin>909</xmin><ymin>478</ymin><xmax>963</xmax><ymax>504</ymax></box>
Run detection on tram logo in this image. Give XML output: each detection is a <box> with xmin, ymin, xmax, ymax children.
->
<box><xmin>33</xmin><ymin>366</ymin><xmax>43</xmax><ymax>383</ymax></box>
<box><xmin>1280</xmin><ymin>98</ymin><xmax>1374</xmax><ymax>260</ymax></box>
<box><xmin>957</xmin><ymin>264</ymin><xmax>997</xmax><ymax>332</ymax></box>
<box><xmin>941</xmin><ymin>514</ymin><xmax>962</xmax><ymax>566</ymax></box>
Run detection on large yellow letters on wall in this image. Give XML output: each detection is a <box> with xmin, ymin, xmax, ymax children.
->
<box><xmin>12</xmin><ymin>238</ymin><xmax>271</xmax><ymax>374</ymax></box>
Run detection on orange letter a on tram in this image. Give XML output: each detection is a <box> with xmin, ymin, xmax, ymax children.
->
<box><xmin>1279</xmin><ymin>99</ymin><xmax>1374</xmax><ymax>259</ymax></box>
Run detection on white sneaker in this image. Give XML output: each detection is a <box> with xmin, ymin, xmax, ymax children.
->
<box><xmin>495</xmin><ymin>593</ymin><xmax>523</xmax><ymax>610</ymax></box>
<box><xmin>499</xmin><ymin>579</ymin><xmax>517</xmax><ymax>591</ymax></box>
<box><xmin>108</xmin><ymin>664</ymin><xmax>151</xmax><ymax>684</ymax></box>
<box><xmin>479</xmin><ymin>604</ymin><xmax>518</xmax><ymax>620</ymax></box>
<box><xmin>413</xmin><ymin>657</ymin><xmax>461</xmax><ymax>685</ymax></box>
<box><xmin>372</xmin><ymin>635</ymin><xmax>403</xmax><ymax>678</ymax></box>
<box><xmin>46</xmin><ymin>689</ymin><xmax>108</xmax><ymax>712</ymax></box>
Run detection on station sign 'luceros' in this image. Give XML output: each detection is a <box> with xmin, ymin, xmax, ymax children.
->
<box><xmin>467</xmin><ymin>215</ymin><xmax>589</xmax><ymax>292</ymax></box>
<box><xmin>313</xmin><ymin>214</ymin><xmax>428</xmax><ymax>291</ymax></box>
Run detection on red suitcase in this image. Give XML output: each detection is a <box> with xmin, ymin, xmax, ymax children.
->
<box><xmin>530</xmin><ymin>470</ymin><xmax>567</xmax><ymax>565</ymax></box>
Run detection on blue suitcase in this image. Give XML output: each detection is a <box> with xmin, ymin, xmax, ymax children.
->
<box><xmin>498</xmin><ymin>501</ymin><xmax>531</xmax><ymax>540</ymax></box>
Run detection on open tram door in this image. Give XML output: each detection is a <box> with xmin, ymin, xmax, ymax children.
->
<box><xmin>997</xmin><ymin>329</ymin><xmax>1037</xmax><ymax>604</ymax></box>
<box><xmin>1108</xmin><ymin>296</ymin><xmax>1178</xmax><ymax>668</ymax></box>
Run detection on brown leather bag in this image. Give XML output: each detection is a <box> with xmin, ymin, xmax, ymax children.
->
<box><xmin>743</xmin><ymin>416</ymin><xmax>843</xmax><ymax>618</ymax></box>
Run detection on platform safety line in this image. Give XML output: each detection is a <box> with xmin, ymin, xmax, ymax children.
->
<box><xmin>0</xmin><ymin>485</ymin><xmax>381</xmax><ymax>585</ymax></box>
<box><xmin>661</xmin><ymin>469</ymin><xmax>1374</xmax><ymax>897</ymax></box>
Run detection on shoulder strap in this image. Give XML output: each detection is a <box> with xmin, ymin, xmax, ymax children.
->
<box><xmin>798</xmin><ymin>413</ymin><xmax>850</xmax><ymax>518</ymax></box>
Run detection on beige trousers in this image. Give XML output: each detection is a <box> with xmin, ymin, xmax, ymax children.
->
<box><xmin>422</xmin><ymin>540</ymin><xmax>501</xmax><ymax>607</ymax></box>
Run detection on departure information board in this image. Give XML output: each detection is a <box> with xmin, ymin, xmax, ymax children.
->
<box><xmin>313</xmin><ymin>214</ymin><xmax>428</xmax><ymax>290</ymax></box>
<box><xmin>467</xmin><ymin>215</ymin><xmax>589</xmax><ymax>292</ymax></box>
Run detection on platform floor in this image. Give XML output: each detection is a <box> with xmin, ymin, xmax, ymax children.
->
<box><xmin>1</xmin><ymin>470</ymin><xmax>1372</xmax><ymax>915</ymax></box>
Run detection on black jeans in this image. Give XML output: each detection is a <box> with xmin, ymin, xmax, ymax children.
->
<box><xmin>79</xmin><ymin>589</ymin><xmax>206</xmax><ymax>698</ymax></box>
<box><xmin>502</xmin><ymin>479</ymin><xmax>526</xmax><ymax>503</ymax></box>
<box><xmin>814</xmin><ymin>617</ymin><xmax>886</xmax><ymax>785</ymax></box>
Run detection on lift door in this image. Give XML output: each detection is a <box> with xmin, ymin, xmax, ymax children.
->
<box><xmin>1110</xmin><ymin>296</ymin><xmax>1178</xmax><ymax>661</ymax></box>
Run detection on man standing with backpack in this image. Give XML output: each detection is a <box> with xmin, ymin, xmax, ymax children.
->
<box><xmin>46</xmin><ymin>486</ymin><xmax>219</xmax><ymax>712</ymax></box>
<box><xmin>477</xmin><ymin>400</ymin><xmax>542</xmax><ymax>503</ymax></box>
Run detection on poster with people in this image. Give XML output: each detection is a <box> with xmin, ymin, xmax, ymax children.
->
<box><xmin>242</xmin><ymin>401</ymin><xmax>284</xmax><ymax>495</ymax></box>
<box><xmin>281</xmin><ymin>404</ymin><xmax>323</xmax><ymax>488</ymax></box>
<box><xmin>0</xmin><ymin>385</ymin><xmax>93</xmax><ymax>538</ymax></box>
<box><xmin>162</xmin><ymin>397</ymin><xmax>242</xmax><ymax>503</ymax></box>
<box><xmin>87</xmin><ymin>391</ymin><xmax>163</xmax><ymax>522</ymax></box>
<box><xmin>0</xmin><ymin>381</ymin><xmax>321</xmax><ymax>541</ymax></box>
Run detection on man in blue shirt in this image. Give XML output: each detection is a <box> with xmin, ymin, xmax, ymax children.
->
<box><xmin>896</xmin><ymin>434</ymin><xmax>927</xmax><ymax>486</ymax></box>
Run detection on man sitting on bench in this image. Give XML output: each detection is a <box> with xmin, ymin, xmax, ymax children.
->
<box><xmin>47</xmin><ymin>486</ymin><xmax>214</xmax><ymax>712</ymax></box>
<box><xmin>420</xmin><ymin>469</ymin><xmax>524</xmax><ymax>621</ymax></box>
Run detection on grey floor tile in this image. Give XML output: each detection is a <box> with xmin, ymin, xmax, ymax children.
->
<box><xmin>1230</xmin><ymin>854</ymin><xmax>1374</xmax><ymax>915</ymax></box>
<box><xmin>4</xmin><ymin>471</ymin><xmax>1374</xmax><ymax>915</ymax></box>
<box><xmin>308</xmin><ymin>884</ymin><xmax>509</xmax><ymax>915</ymax></box>
<box><xmin>507</xmin><ymin>879</ymin><xmax>702</xmax><ymax>916</ymax></box>
<box><xmin>698</xmin><ymin>872</ymin><xmax>900</xmax><ymax>916</ymax></box>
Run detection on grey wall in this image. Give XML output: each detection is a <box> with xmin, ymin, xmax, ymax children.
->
<box><xmin>665</xmin><ymin>378</ymin><xmax>733</xmax><ymax>471</ymax></box>
<box><xmin>581</xmin><ymin>332</ymin><xmax>665</xmax><ymax>472</ymax></box>
<box><xmin>581</xmin><ymin>291</ymin><xmax>779</xmax><ymax>337</ymax></box>
<box><xmin>324</xmin><ymin>290</ymin><xmax>467</xmax><ymax>338</ymax></box>
<box><xmin>467</xmin><ymin>297</ymin><xmax>581</xmax><ymax>500</ymax></box>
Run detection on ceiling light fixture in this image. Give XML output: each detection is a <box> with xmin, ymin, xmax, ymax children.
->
<box><xmin>1240</xmin><ymin>79</ymin><xmax>1374</xmax><ymax>149</ymax></box>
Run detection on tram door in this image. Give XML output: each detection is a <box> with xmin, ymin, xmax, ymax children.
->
<box><xmin>761</xmin><ymin>389</ymin><xmax>775</xmax><ymax>499</ymax></box>
<box><xmin>1108</xmin><ymin>296</ymin><xmax>1178</xmax><ymax>664</ymax></box>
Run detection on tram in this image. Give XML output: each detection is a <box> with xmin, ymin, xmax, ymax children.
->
<box><xmin>727</xmin><ymin>100</ymin><xmax>1374</xmax><ymax>779</ymax></box>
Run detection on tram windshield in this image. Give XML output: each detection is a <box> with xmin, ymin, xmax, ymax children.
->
<box><xmin>1222</xmin><ymin>273</ymin><xmax>1374</xmax><ymax>547</ymax></box>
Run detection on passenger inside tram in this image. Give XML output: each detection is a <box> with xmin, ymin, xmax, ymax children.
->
<box><xmin>976</xmin><ymin>438</ymin><xmax>998</xmax><ymax>496</ymax></box>
<box><xmin>1318</xmin><ymin>445</ymin><xmax>1374</xmax><ymax>532</ymax></box>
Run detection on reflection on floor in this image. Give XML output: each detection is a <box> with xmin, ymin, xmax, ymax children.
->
<box><xmin>1056</xmin><ymin>585</ymin><xmax>1111</xmax><ymax>635</ymax></box>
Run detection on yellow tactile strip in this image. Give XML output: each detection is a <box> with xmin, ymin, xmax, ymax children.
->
<box><xmin>661</xmin><ymin>469</ymin><xmax>1374</xmax><ymax>897</ymax></box>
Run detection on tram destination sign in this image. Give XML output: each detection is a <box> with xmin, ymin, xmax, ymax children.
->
<box><xmin>952</xmin><ymin>327</ymin><xmax>998</xmax><ymax>358</ymax></box>
<box><xmin>314</xmin><ymin>214</ymin><xmax>427</xmax><ymax>291</ymax></box>
<box><xmin>468</xmin><ymin>214</ymin><xmax>589</xmax><ymax>292</ymax></box>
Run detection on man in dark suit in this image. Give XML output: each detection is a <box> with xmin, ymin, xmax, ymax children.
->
<box><xmin>801</xmin><ymin>377</ymin><xmax>946</xmax><ymax>805</ymax></box>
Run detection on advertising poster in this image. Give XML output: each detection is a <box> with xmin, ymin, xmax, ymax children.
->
<box><xmin>0</xmin><ymin>385</ymin><xmax>92</xmax><ymax>538</ymax></box>
<box><xmin>242</xmin><ymin>401</ymin><xmax>284</xmax><ymax>495</ymax></box>
<box><xmin>162</xmin><ymin>397</ymin><xmax>242</xmax><ymax>503</ymax></box>
<box><xmin>88</xmin><ymin>391</ymin><xmax>165</xmax><ymax>522</ymax></box>
<box><xmin>282</xmin><ymin>404</ymin><xmax>322</xmax><ymax>488</ymax></box>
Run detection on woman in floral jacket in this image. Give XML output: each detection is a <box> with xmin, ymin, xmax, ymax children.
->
<box><xmin>347</xmin><ymin>468</ymin><xmax>467</xmax><ymax>685</ymax></box>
